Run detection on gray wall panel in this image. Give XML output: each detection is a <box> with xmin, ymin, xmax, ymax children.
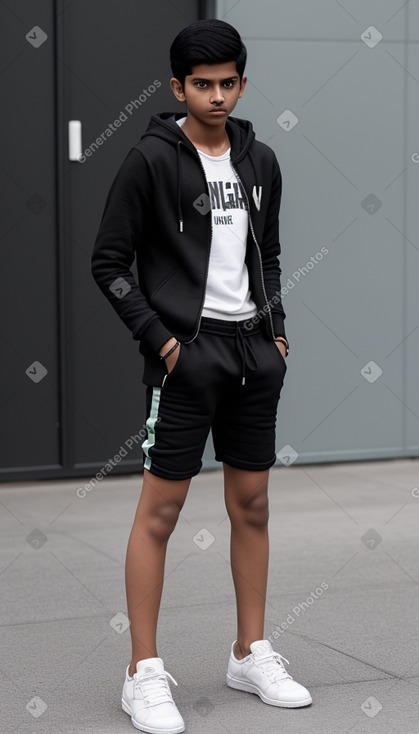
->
<box><xmin>405</xmin><ymin>40</ymin><xmax>419</xmax><ymax>452</ymax></box>
<box><xmin>217</xmin><ymin>0</ymin><xmax>407</xmax><ymax>41</ymax></box>
<box><xmin>215</xmin><ymin>0</ymin><xmax>417</xmax><ymax>463</ymax></box>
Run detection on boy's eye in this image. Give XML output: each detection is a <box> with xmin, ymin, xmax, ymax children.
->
<box><xmin>193</xmin><ymin>80</ymin><xmax>236</xmax><ymax>89</ymax></box>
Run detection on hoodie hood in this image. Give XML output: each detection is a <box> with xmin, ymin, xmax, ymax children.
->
<box><xmin>140</xmin><ymin>111</ymin><xmax>255</xmax><ymax>162</ymax></box>
<box><xmin>140</xmin><ymin>112</ymin><xmax>256</xmax><ymax>233</ymax></box>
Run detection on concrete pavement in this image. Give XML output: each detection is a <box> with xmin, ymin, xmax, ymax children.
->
<box><xmin>1</xmin><ymin>458</ymin><xmax>418</xmax><ymax>733</ymax></box>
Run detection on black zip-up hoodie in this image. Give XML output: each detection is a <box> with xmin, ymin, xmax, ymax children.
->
<box><xmin>91</xmin><ymin>112</ymin><xmax>287</xmax><ymax>384</ymax></box>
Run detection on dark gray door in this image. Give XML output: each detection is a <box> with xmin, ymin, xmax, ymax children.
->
<box><xmin>1</xmin><ymin>0</ymin><xmax>201</xmax><ymax>481</ymax></box>
<box><xmin>1</xmin><ymin>1</ymin><xmax>60</xmax><ymax>478</ymax></box>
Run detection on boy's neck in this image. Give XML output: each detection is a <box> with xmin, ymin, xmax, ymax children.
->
<box><xmin>180</xmin><ymin>114</ymin><xmax>230</xmax><ymax>156</ymax></box>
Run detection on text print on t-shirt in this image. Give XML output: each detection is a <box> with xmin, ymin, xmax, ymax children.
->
<box><xmin>208</xmin><ymin>179</ymin><xmax>246</xmax><ymax>225</ymax></box>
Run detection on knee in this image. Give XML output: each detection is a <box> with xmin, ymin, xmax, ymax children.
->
<box><xmin>229</xmin><ymin>491</ymin><xmax>269</xmax><ymax>529</ymax></box>
<box><xmin>147</xmin><ymin>502</ymin><xmax>181</xmax><ymax>542</ymax></box>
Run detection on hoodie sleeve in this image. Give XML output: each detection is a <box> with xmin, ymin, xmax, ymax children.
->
<box><xmin>91</xmin><ymin>148</ymin><xmax>173</xmax><ymax>353</ymax></box>
<box><xmin>260</xmin><ymin>153</ymin><xmax>288</xmax><ymax>344</ymax></box>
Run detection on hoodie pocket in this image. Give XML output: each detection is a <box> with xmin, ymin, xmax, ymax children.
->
<box><xmin>150</xmin><ymin>267</ymin><xmax>179</xmax><ymax>300</ymax></box>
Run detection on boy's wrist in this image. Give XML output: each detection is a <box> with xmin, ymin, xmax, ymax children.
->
<box><xmin>274</xmin><ymin>336</ymin><xmax>289</xmax><ymax>356</ymax></box>
<box><xmin>159</xmin><ymin>337</ymin><xmax>178</xmax><ymax>358</ymax></box>
<box><xmin>160</xmin><ymin>339</ymin><xmax>180</xmax><ymax>361</ymax></box>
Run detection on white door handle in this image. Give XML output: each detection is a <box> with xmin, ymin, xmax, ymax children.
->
<box><xmin>68</xmin><ymin>120</ymin><xmax>82</xmax><ymax>161</ymax></box>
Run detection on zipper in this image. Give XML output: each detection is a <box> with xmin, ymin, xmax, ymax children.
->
<box><xmin>230</xmin><ymin>162</ymin><xmax>275</xmax><ymax>339</ymax></box>
<box><xmin>183</xmin><ymin>153</ymin><xmax>213</xmax><ymax>344</ymax></box>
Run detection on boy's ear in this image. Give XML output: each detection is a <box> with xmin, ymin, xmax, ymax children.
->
<box><xmin>170</xmin><ymin>77</ymin><xmax>185</xmax><ymax>102</ymax></box>
<box><xmin>238</xmin><ymin>75</ymin><xmax>247</xmax><ymax>98</ymax></box>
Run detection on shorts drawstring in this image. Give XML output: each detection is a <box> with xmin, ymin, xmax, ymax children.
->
<box><xmin>235</xmin><ymin>327</ymin><xmax>258</xmax><ymax>385</ymax></box>
<box><xmin>199</xmin><ymin>317</ymin><xmax>260</xmax><ymax>387</ymax></box>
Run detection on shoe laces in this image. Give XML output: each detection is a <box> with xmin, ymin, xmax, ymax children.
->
<box><xmin>134</xmin><ymin>669</ymin><xmax>178</xmax><ymax>707</ymax></box>
<box><xmin>254</xmin><ymin>652</ymin><xmax>292</xmax><ymax>683</ymax></box>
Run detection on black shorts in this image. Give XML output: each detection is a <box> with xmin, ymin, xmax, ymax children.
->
<box><xmin>142</xmin><ymin>317</ymin><xmax>287</xmax><ymax>480</ymax></box>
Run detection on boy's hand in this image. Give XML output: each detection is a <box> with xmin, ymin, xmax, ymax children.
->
<box><xmin>159</xmin><ymin>337</ymin><xmax>181</xmax><ymax>373</ymax></box>
<box><xmin>275</xmin><ymin>340</ymin><xmax>287</xmax><ymax>360</ymax></box>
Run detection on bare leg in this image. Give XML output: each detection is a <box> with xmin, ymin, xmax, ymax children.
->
<box><xmin>125</xmin><ymin>468</ymin><xmax>191</xmax><ymax>676</ymax></box>
<box><xmin>224</xmin><ymin>464</ymin><xmax>270</xmax><ymax>660</ymax></box>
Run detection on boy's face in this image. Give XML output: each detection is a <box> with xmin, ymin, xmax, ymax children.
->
<box><xmin>170</xmin><ymin>61</ymin><xmax>246</xmax><ymax>126</ymax></box>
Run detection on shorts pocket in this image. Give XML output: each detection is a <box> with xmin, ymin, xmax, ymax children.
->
<box><xmin>162</xmin><ymin>342</ymin><xmax>185</xmax><ymax>385</ymax></box>
<box><xmin>271</xmin><ymin>340</ymin><xmax>287</xmax><ymax>371</ymax></box>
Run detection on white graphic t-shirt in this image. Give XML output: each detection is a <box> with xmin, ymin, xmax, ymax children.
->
<box><xmin>176</xmin><ymin>116</ymin><xmax>258</xmax><ymax>321</ymax></box>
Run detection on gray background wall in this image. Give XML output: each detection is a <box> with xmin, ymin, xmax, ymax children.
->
<box><xmin>1</xmin><ymin>0</ymin><xmax>417</xmax><ymax>481</ymax></box>
<box><xmin>211</xmin><ymin>0</ymin><xmax>419</xmax><ymax>465</ymax></box>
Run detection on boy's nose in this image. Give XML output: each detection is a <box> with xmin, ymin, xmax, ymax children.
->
<box><xmin>210</xmin><ymin>87</ymin><xmax>224</xmax><ymax>103</ymax></box>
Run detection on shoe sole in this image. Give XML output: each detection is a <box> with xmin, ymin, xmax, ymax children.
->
<box><xmin>122</xmin><ymin>698</ymin><xmax>185</xmax><ymax>733</ymax></box>
<box><xmin>226</xmin><ymin>673</ymin><xmax>312</xmax><ymax>708</ymax></box>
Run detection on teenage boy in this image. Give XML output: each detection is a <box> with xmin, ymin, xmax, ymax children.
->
<box><xmin>92</xmin><ymin>18</ymin><xmax>312</xmax><ymax>734</ymax></box>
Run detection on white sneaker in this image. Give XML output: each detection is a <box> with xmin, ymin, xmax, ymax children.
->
<box><xmin>122</xmin><ymin>657</ymin><xmax>185</xmax><ymax>733</ymax></box>
<box><xmin>227</xmin><ymin>639</ymin><xmax>312</xmax><ymax>708</ymax></box>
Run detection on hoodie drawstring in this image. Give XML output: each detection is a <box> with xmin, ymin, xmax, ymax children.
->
<box><xmin>141</xmin><ymin>113</ymin><xmax>254</xmax><ymax>234</ymax></box>
<box><xmin>177</xmin><ymin>141</ymin><xmax>183</xmax><ymax>233</ymax></box>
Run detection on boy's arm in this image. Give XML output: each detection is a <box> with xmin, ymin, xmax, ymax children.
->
<box><xmin>260</xmin><ymin>153</ymin><xmax>288</xmax><ymax>345</ymax></box>
<box><xmin>91</xmin><ymin>148</ymin><xmax>173</xmax><ymax>354</ymax></box>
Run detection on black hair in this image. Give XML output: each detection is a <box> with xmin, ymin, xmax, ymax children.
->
<box><xmin>170</xmin><ymin>19</ymin><xmax>247</xmax><ymax>87</ymax></box>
